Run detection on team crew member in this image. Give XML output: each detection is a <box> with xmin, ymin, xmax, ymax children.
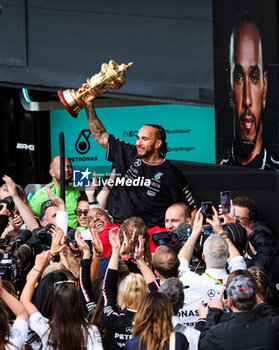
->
<box><xmin>177</xmin><ymin>208</ymin><xmax>246</xmax><ymax>326</ymax></box>
<box><xmin>30</xmin><ymin>156</ymin><xmax>80</xmax><ymax>228</ymax></box>
<box><xmin>82</xmin><ymin>89</ymin><xmax>196</xmax><ymax>227</ymax></box>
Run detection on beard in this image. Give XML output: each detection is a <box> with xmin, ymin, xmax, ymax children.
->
<box><xmin>136</xmin><ymin>144</ymin><xmax>156</xmax><ymax>159</ymax></box>
<box><xmin>234</xmin><ymin>108</ymin><xmax>262</xmax><ymax>160</ymax></box>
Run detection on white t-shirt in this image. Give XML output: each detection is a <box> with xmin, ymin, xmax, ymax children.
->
<box><xmin>29</xmin><ymin>311</ymin><xmax>103</xmax><ymax>350</ymax></box>
<box><xmin>7</xmin><ymin>318</ymin><xmax>28</xmax><ymax>350</ymax></box>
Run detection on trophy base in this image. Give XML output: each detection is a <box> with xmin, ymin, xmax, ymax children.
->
<box><xmin>58</xmin><ymin>90</ymin><xmax>79</xmax><ymax>118</ymax></box>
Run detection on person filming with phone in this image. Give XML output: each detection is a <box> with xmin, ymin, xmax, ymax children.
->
<box><xmin>219</xmin><ymin>194</ymin><xmax>275</xmax><ymax>272</ymax></box>
<box><xmin>177</xmin><ymin>205</ymin><xmax>247</xmax><ymax>326</ymax></box>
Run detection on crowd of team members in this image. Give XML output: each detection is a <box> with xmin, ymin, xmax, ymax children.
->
<box><xmin>0</xmin><ymin>157</ymin><xmax>279</xmax><ymax>350</ymax></box>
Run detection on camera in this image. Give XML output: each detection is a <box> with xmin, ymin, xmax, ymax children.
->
<box><xmin>66</xmin><ymin>229</ymin><xmax>80</xmax><ymax>255</ymax></box>
<box><xmin>0</xmin><ymin>196</ymin><xmax>15</xmax><ymax>211</ymax></box>
<box><xmin>0</xmin><ymin>235</ymin><xmax>40</xmax><ymax>284</ymax></box>
<box><xmin>35</xmin><ymin>224</ymin><xmax>54</xmax><ymax>251</ymax></box>
<box><xmin>152</xmin><ymin>231</ymin><xmax>184</xmax><ymax>254</ymax></box>
<box><xmin>66</xmin><ymin>229</ymin><xmax>93</xmax><ymax>256</ymax></box>
<box><xmin>152</xmin><ymin>231</ymin><xmax>173</xmax><ymax>247</ymax></box>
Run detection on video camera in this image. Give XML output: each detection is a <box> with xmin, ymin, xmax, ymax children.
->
<box><xmin>152</xmin><ymin>223</ymin><xmax>192</xmax><ymax>254</ymax></box>
<box><xmin>0</xmin><ymin>225</ymin><xmax>56</xmax><ymax>285</ymax></box>
<box><xmin>0</xmin><ymin>230</ymin><xmax>41</xmax><ymax>284</ymax></box>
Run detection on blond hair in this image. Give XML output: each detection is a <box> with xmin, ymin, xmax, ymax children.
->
<box><xmin>117</xmin><ymin>273</ymin><xmax>148</xmax><ymax>310</ymax></box>
<box><xmin>41</xmin><ymin>262</ymin><xmax>67</xmax><ymax>279</ymax></box>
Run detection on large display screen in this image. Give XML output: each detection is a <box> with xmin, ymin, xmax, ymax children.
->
<box><xmin>213</xmin><ymin>0</ymin><xmax>279</xmax><ymax>171</ymax></box>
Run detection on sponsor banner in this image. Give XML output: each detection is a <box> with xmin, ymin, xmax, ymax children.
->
<box><xmin>50</xmin><ymin>104</ymin><xmax>215</xmax><ymax>174</ymax></box>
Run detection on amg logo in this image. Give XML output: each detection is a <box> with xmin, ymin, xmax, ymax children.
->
<box><xmin>16</xmin><ymin>143</ymin><xmax>35</xmax><ymax>151</ymax></box>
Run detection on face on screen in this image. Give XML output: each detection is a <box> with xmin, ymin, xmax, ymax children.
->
<box><xmin>230</xmin><ymin>22</ymin><xmax>267</xmax><ymax>154</ymax></box>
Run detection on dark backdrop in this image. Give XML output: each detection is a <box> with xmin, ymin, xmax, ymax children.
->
<box><xmin>0</xmin><ymin>0</ymin><xmax>214</xmax><ymax>103</ymax></box>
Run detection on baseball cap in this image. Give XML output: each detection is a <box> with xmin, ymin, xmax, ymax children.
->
<box><xmin>40</xmin><ymin>200</ymin><xmax>56</xmax><ymax>219</ymax></box>
<box><xmin>227</xmin><ymin>275</ymin><xmax>256</xmax><ymax>303</ymax></box>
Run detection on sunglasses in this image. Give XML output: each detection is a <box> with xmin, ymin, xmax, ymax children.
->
<box><xmin>74</xmin><ymin>209</ymin><xmax>89</xmax><ymax>217</ymax></box>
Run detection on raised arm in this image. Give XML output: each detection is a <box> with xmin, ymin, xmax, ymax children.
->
<box><xmin>45</xmin><ymin>185</ymin><xmax>68</xmax><ymax>234</ymax></box>
<box><xmin>75</xmin><ymin>231</ymin><xmax>96</xmax><ymax>313</ymax></box>
<box><xmin>0</xmin><ymin>279</ymin><xmax>28</xmax><ymax>321</ymax></box>
<box><xmin>20</xmin><ymin>251</ymin><xmax>52</xmax><ymax>316</ymax></box>
<box><xmin>178</xmin><ymin>207</ymin><xmax>203</xmax><ymax>262</ymax></box>
<box><xmin>207</xmin><ymin>207</ymin><xmax>242</xmax><ymax>264</ymax></box>
<box><xmin>90</xmin><ymin>226</ymin><xmax>104</xmax><ymax>281</ymax></box>
<box><xmin>83</xmin><ymin>89</ymin><xmax>109</xmax><ymax>149</ymax></box>
<box><xmin>108</xmin><ymin>227</ymin><xmax>121</xmax><ymax>270</ymax></box>
<box><xmin>134</xmin><ymin>235</ymin><xmax>156</xmax><ymax>285</ymax></box>
<box><xmin>3</xmin><ymin>175</ymin><xmax>39</xmax><ymax>231</ymax></box>
<box><xmin>97</xmin><ymin>168</ymin><xmax>116</xmax><ymax>210</ymax></box>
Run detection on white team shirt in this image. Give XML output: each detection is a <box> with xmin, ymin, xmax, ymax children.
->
<box><xmin>178</xmin><ymin>256</ymin><xmax>246</xmax><ymax>327</ymax></box>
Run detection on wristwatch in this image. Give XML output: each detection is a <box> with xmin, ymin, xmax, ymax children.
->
<box><xmin>219</xmin><ymin>231</ymin><xmax>228</xmax><ymax>239</ymax></box>
<box><xmin>89</xmin><ymin>200</ymin><xmax>99</xmax><ymax>205</ymax></box>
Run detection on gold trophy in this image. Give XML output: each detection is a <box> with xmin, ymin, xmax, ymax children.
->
<box><xmin>58</xmin><ymin>60</ymin><xmax>133</xmax><ymax>118</ymax></box>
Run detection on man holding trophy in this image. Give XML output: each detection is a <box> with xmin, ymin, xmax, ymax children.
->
<box><xmin>58</xmin><ymin>60</ymin><xmax>196</xmax><ymax>228</ymax></box>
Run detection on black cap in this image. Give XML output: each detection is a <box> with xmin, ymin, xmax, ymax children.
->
<box><xmin>40</xmin><ymin>200</ymin><xmax>56</xmax><ymax>219</ymax></box>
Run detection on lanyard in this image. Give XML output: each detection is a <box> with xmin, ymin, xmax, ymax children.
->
<box><xmin>202</xmin><ymin>272</ymin><xmax>225</xmax><ymax>287</ymax></box>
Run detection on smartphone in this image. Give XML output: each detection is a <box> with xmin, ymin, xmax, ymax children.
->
<box><xmin>223</xmin><ymin>289</ymin><xmax>228</xmax><ymax>300</ymax></box>
<box><xmin>220</xmin><ymin>191</ymin><xmax>231</xmax><ymax>214</ymax></box>
<box><xmin>201</xmin><ymin>201</ymin><xmax>213</xmax><ymax>225</ymax></box>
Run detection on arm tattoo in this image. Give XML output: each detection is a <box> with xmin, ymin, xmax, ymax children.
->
<box><xmin>86</xmin><ymin>104</ymin><xmax>109</xmax><ymax>148</ymax></box>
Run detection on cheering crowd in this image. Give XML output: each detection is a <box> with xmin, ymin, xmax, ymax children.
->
<box><xmin>0</xmin><ymin>91</ymin><xmax>279</xmax><ymax>349</ymax></box>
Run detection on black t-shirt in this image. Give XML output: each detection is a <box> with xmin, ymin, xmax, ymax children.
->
<box><xmin>106</xmin><ymin>134</ymin><xmax>196</xmax><ymax>227</ymax></box>
<box><xmin>103</xmin><ymin>268</ymin><xmax>135</xmax><ymax>350</ymax></box>
<box><xmin>220</xmin><ymin>144</ymin><xmax>279</xmax><ymax>171</ymax></box>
